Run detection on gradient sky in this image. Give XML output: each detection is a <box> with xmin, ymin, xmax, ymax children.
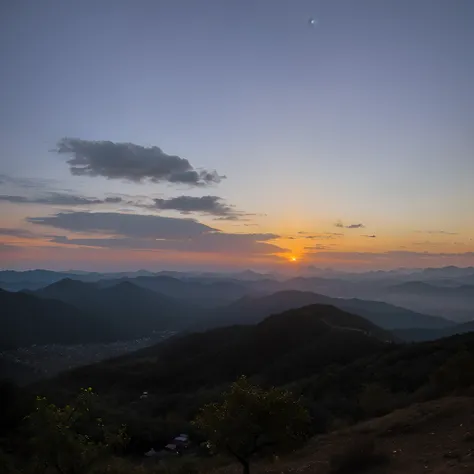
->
<box><xmin>1</xmin><ymin>0</ymin><xmax>473</xmax><ymax>271</ymax></box>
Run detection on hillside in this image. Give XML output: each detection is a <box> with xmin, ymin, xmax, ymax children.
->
<box><xmin>394</xmin><ymin>319</ymin><xmax>474</xmax><ymax>342</ymax></box>
<box><xmin>201</xmin><ymin>290</ymin><xmax>451</xmax><ymax>331</ymax></box>
<box><xmin>35</xmin><ymin>304</ymin><xmax>393</xmax><ymax>398</ymax></box>
<box><xmin>0</xmin><ymin>288</ymin><xmax>112</xmax><ymax>350</ymax></box>
<box><xmin>98</xmin><ymin>275</ymin><xmax>251</xmax><ymax>307</ymax></box>
<box><xmin>212</xmin><ymin>396</ymin><xmax>474</xmax><ymax>474</ymax></box>
<box><xmin>32</xmin><ymin>279</ymin><xmax>198</xmax><ymax>336</ymax></box>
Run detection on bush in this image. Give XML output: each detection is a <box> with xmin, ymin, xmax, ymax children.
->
<box><xmin>330</xmin><ymin>438</ymin><xmax>389</xmax><ymax>473</ymax></box>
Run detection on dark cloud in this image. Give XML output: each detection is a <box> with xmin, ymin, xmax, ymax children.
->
<box><xmin>335</xmin><ymin>221</ymin><xmax>365</xmax><ymax>229</ymax></box>
<box><xmin>55</xmin><ymin>138</ymin><xmax>224</xmax><ymax>186</ymax></box>
<box><xmin>50</xmin><ymin>231</ymin><xmax>286</xmax><ymax>256</ymax></box>
<box><xmin>362</xmin><ymin>234</ymin><xmax>377</xmax><ymax>238</ymax></box>
<box><xmin>27</xmin><ymin>211</ymin><xmax>217</xmax><ymax>239</ymax></box>
<box><xmin>414</xmin><ymin>230</ymin><xmax>459</xmax><ymax>235</ymax></box>
<box><xmin>28</xmin><ymin>211</ymin><xmax>286</xmax><ymax>255</ymax></box>
<box><xmin>104</xmin><ymin>197</ymin><xmax>123</xmax><ymax>203</ymax></box>
<box><xmin>152</xmin><ymin>195</ymin><xmax>234</xmax><ymax>216</ymax></box>
<box><xmin>0</xmin><ymin>193</ymin><xmax>123</xmax><ymax>206</ymax></box>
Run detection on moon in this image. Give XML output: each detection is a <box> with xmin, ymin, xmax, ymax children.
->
<box><xmin>308</xmin><ymin>18</ymin><xmax>317</xmax><ymax>26</ymax></box>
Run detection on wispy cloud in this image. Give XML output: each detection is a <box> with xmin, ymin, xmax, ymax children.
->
<box><xmin>0</xmin><ymin>228</ymin><xmax>39</xmax><ymax>239</ymax></box>
<box><xmin>55</xmin><ymin>138</ymin><xmax>225</xmax><ymax>186</ymax></box>
<box><xmin>362</xmin><ymin>234</ymin><xmax>377</xmax><ymax>238</ymax></box>
<box><xmin>0</xmin><ymin>192</ymin><xmax>123</xmax><ymax>206</ymax></box>
<box><xmin>335</xmin><ymin>220</ymin><xmax>365</xmax><ymax>229</ymax></box>
<box><xmin>304</xmin><ymin>244</ymin><xmax>334</xmax><ymax>251</ymax></box>
<box><xmin>304</xmin><ymin>233</ymin><xmax>344</xmax><ymax>240</ymax></box>
<box><xmin>0</xmin><ymin>174</ymin><xmax>56</xmax><ymax>190</ymax></box>
<box><xmin>414</xmin><ymin>230</ymin><xmax>458</xmax><ymax>235</ymax></box>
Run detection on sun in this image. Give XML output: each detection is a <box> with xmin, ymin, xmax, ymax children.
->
<box><xmin>290</xmin><ymin>256</ymin><xmax>297</xmax><ymax>262</ymax></box>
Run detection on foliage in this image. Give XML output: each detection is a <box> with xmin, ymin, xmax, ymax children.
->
<box><xmin>24</xmin><ymin>387</ymin><xmax>128</xmax><ymax>474</ymax></box>
<box><xmin>193</xmin><ymin>376</ymin><xmax>310</xmax><ymax>474</ymax></box>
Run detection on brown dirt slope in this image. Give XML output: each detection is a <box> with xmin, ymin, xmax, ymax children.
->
<box><xmin>213</xmin><ymin>396</ymin><xmax>474</xmax><ymax>473</ymax></box>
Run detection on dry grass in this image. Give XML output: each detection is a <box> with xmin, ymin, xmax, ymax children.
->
<box><xmin>210</xmin><ymin>396</ymin><xmax>474</xmax><ymax>474</ymax></box>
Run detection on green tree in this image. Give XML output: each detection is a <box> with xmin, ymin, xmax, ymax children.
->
<box><xmin>193</xmin><ymin>376</ymin><xmax>310</xmax><ymax>474</ymax></box>
<box><xmin>25</xmin><ymin>387</ymin><xmax>128</xmax><ymax>474</ymax></box>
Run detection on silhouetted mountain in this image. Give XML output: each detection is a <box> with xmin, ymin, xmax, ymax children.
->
<box><xmin>199</xmin><ymin>290</ymin><xmax>451</xmax><ymax>331</ymax></box>
<box><xmin>98</xmin><ymin>275</ymin><xmax>252</xmax><ymax>307</ymax></box>
<box><xmin>41</xmin><ymin>304</ymin><xmax>392</xmax><ymax>395</ymax></box>
<box><xmin>33</xmin><ymin>279</ymin><xmax>197</xmax><ymax>336</ymax></box>
<box><xmin>0</xmin><ymin>288</ymin><xmax>112</xmax><ymax>350</ymax></box>
<box><xmin>394</xmin><ymin>319</ymin><xmax>474</xmax><ymax>342</ymax></box>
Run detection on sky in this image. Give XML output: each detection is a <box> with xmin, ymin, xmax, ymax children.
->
<box><xmin>1</xmin><ymin>0</ymin><xmax>473</xmax><ymax>272</ymax></box>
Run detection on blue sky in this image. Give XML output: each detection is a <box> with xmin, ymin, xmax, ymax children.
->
<box><xmin>1</xmin><ymin>0</ymin><xmax>473</xmax><ymax>271</ymax></box>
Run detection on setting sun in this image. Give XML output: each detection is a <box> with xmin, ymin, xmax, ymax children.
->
<box><xmin>290</xmin><ymin>256</ymin><xmax>297</xmax><ymax>262</ymax></box>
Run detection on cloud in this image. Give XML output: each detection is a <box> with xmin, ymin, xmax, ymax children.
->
<box><xmin>362</xmin><ymin>234</ymin><xmax>377</xmax><ymax>238</ymax></box>
<box><xmin>27</xmin><ymin>211</ymin><xmax>287</xmax><ymax>256</ymax></box>
<box><xmin>0</xmin><ymin>193</ymin><xmax>123</xmax><ymax>206</ymax></box>
<box><xmin>0</xmin><ymin>228</ymin><xmax>39</xmax><ymax>238</ymax></box>
<box><xmin>0</xmin><ymin>174</ymin><xmax>55</xmax><ymax>190</ymax></box>
<box><xmin>335</xmin><ymin>221</ymin><xmax>365</xmax><ymax>229</ymax></box>
<box><xmin>307</xmin><ymin>250</ymin><xmax>474</xmax><ymax>261</ymax></box>
<box><xmin>414</xmin><ymin>230</ymin><xmax>459</xmax><ymax>235</ymax></box>
<box><xmin>27</xmin><ymin>211</ymin><xmax>215</xmax><ymax>239</ymax></box>
<box><xmin>0</xmin><ymin>195</ymin><xmax>29</xmax><ymax>203</ymax></box>
<box><xmin>55</xmin><ymin>138</ymin><xmax>224</xmax><ymax>186</ymax></box>
<box><xmin>151</xmin><ymin>195</ymin><xmax>240</xmax><ymax>217</ymax></box>
<box><xmin>104</xmin><ymin>197</ymin><xmax>123</xmax><ymax>203</ymax></box>
<box><xmin>304</xmin><ymin>244</ymin><xmax>333</xmax><ymax>251</ymax></box>
<box><xmin>305</xmin><ymin>233</ymin><xmax>344</xmax><ymax>240</ymax></box>
<box><xmin>50</xmin><ymin>233</ymin><xmax>287</xmax><ymax>255</ymax></box>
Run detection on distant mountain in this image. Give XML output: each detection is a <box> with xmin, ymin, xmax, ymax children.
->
<box><xmin>389</xmin><ymin>281</ymin><xmax>474</xmax><ymax>297</ymax></box>
<box><xmin>382</xmin><ymin>281</ymin><xmax>474</xmax><ymax>322</ymax></box>
<box><xmin>32</xmin><ymin>279</ymin><xmax>196</xmax><ymax>335</ymax></box>
<box><xmin>0</xmin><ymin>289</ymin><xmax>112</xmax><ymax>350</ymax></box>
<box><xmin>41</xmin><ymin>304</ymin><xmax>392</xmax><ymax>394</ymax></box>
<box><xmin>199</xmin><ymin>290</ymin><xmax>451</xmax><ymax>331</ymax></box>
<box><xmin>98</xmin><ymin>275</ymin><xmax>252</xmax><ymax>307</ymax></box>
<box><xmin>394</xmin><ymin>319</ymin><xmax>474</xmax><ymax>342</ymax></box>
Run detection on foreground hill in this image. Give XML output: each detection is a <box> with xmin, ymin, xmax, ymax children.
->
<box><xmin>36</xmin><ymin>304</ymin><xmax>393</xmax><ymax>397</ymax></box>
<box><xmin>201</xmin><ymin>290</ymin><xmax>451</xmax><ymax>331</ymax></box>
<box><xmin>212</xmin><ymin>396</ymin><xmax>474</xmax><ymax>474</ymax></box>
<box><xmin>0</xmin><ymin>288</ymin><xmax>111</xmax><ymax>349</ymax></box>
